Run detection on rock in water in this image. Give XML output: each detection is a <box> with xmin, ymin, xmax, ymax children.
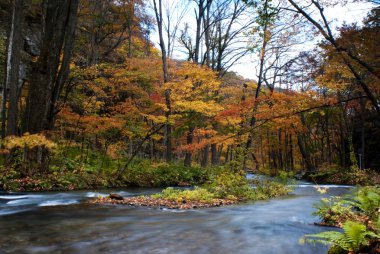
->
<box><xmin>109</xmin><ymin>193</ymin><xmax>124</xmax><ymax>200</ymax></box>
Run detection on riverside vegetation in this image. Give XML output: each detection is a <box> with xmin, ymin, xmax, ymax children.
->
<box><xmin>91</xmin><ymin>170</ymin><xmax>291</xmax><ymax>209</ymax></box>
<box><xmin>301</xmin><ymin>187</ymin><xmax>380</xmax><ymax>254</ymax></box>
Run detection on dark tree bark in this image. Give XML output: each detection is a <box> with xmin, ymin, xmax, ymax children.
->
<box><xmin>295</xmin><ymin>114</ymin><xmax>316</xmax><ymax>172</ymax></box>
<box><xmin>47</xmin><ymin>0</ymin><xmax>78</xmax><ymax>129</ymax></box>
<box><xmin>23</xmin><ymin>0</ymin><xmax>79</xmax><ymax>134</ymax></box>
<box><xmin>201</xmin><ymin>135</ymin><xmax>210</xmax><ymax>167</ymax></box>
<box><xmin>184</xmin><ymin>126</ymin><xmax>194</xmax><ymax>167</ymax></box>
<box><xmin>211</xmin><ymin>143</ymin><xmax>219</xmax><ymax>165</ymax></box>
<box><xmin>2</xmin><ymin>0</ymin><xmax>23</xmax><ymax>137</ymax></box>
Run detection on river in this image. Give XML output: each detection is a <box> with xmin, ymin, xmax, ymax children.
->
<box><xmin>0</xmin><ymin>177</ymin><xmax>352</xmax><ymax>254</ymax></box>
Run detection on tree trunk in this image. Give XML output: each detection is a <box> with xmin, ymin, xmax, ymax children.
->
<box><xmin>184</xmin><ymin>126</ymin><xmax>194</xmax><ymax>167</ymax></box>
<box><xmin>153</xmin><ymin>0</ymin><xmax>172</xmax><ymax>163</ymax></box>
<box><xmin>201</xmin><ymin>137</ymin><xmax>209</xmax><ymax>167</ymax></box>
<box><xmin>47</xmin><ymin>0</ymin><xmax>78</xmax><ymax>129</ymax></box>
<box><xmin>23</xmin><ymin>0</ymin><xmax>78</xmax><ymax>134</ymax></box>
<box><xmin>296</xmin><ymin>114</ymin><xmax>316</xmax><ymax>172</ymax></box>
<box><xmin>211</xmin><ymin>143</ymin><xmax>219</xmax><ymax>165</ymax></box>
<box><xmin>4</xmin><ymin>0</ymin><xmax>24</xmax><ymax>137</ymax></box>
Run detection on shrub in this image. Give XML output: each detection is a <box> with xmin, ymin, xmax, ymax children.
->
<box><xmin>152</xmin><ymin>187</ymin><xmax>216</xmax><ymax>202</ymax></box>
<box><xmin>254</xmin><ymin>180</ymin><xmax>292</xmax><ymax>200</ymax></box>
<box><xmin>123</xmin><ymin>160</ymin><xmax>208</xmax><ymax>187</ymax></box>
<box><xmin>313</xmin><ymin>197</ymin><xmax>358</xmax><ymax>227</ymax></box>
<box><xmin>206</xmin><ymin>171</ymin><xmax>255</xmax><ymax>200</ymax></box>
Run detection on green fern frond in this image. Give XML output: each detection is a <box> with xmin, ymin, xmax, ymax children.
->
<box><xmin>342</xmin><ymin>221</ymin><xmax>369</xmax><ymax>251</ymax></box>
<box><xmin>303</xmin><ymin>220</ymin><xmax>378</xmax><ymax>252</ymax></box>
<box><xmin>304</xmin><ymin>231</ymin><xmax>349</xmax><ymax>250</ymax></box>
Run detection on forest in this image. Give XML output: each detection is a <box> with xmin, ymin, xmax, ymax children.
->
<box><xmin>0</xmin><ymin>0</ymin><xmax>379</xmax><ymax>253</ymax></box>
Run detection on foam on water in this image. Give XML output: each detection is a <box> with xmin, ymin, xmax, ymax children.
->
<box><xmin>292</xmin><ymin>184</ymin><xmax>353</xmax><ymax>188</ymax></box>
<box><xmin>0</xmin><ymin>209</ymin><xmax>29</xmax><ymax>216</ymax></box>
<box><xmin>38</xmin><ymin>200</ymin><xmax>79</xmax><ymax>207</ymax></box>
<box><xmin>85</xmin><ymin>192</ymin><xmax>107</xmax><ymax>198</ymax></box>
<box><xmin>116</xmin><ymin>191</ymin><xmax>133</xmax><ymax>196</ymax></box>
<box><xmin>0</xmin><ymin>195</ymin><xmax>28</xmax><ymax>200</ymax></box>
<box><xmin>6</xmin><ymin>199</ymin><xmax>31</xmax><ymax>205</ymax></box>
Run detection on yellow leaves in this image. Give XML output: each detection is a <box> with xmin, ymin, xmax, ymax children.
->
<box><xmin>174</xmin><ymin>100</ymin><xmax>223</xmax><ymax>117</ymax></box>
<box><xmin>154</xmin><ymin>103</ymin><xmax>168</xmax><ymax>112</ymax></box>
<box><xmin>141</xmin><ymin>114</ymin><xmax>168</xmax><ymax>124</ymax></box>
<box><xmin>4</xmin><ymin>133</ymin><xmax>57</xmax><ymax>151</ymax></box>
<box><xmin>314</xmin><ymin>186</ymin><xmax>329</xmax><ymax>194</ymax></box>
<box><xmin>165</xmin><ymin>62</ymin><xmax>224</xmax><ymax>120</ymax></box>
<box><xmin>167</xmin><ymin>63</ymin><xmax>220</xmax><ymax>96</ymax></box>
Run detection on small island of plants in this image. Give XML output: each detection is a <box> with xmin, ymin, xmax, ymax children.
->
<box><xmin>90</xmin><ymin>170</ymin><xmax>292</xmax><ymax>209</ymax></box>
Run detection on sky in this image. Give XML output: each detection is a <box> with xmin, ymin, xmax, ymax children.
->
<box><xmin>150</xmin><ymin>0</ymin><xmax>375</xmax><ymax>80</ymax></box>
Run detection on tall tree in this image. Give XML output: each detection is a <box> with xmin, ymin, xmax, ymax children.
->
<box><xmin>152</xmin><ymin>0</ymin><xmax>172</xmax><ymax>162</ymax></box>
<box><xmin>23</xmin><ymin>0</ymin><xmax>79</xmax><ymax>134</ymax></box>
<box><xmin>3</xmin><ymin>0</ymin><xmax>23</xmax><ymax>137</ymax></box>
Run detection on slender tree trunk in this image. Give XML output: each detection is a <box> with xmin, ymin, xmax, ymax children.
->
<box><xmin>296</xmin><ymin>133</ymin><xmax>315</xmax><ymax>173</ymax></box>
<box><xmin>184</xmin><ymin>126</ymin><xmax>194</xmax><ymax>167</ymax></box>
<box><xmin>244</xmin><ymin>0</ymin><xmax>270</xmax><ymax>157</ymax></box>
<box><xmin>201</xmin><ymin>135</ymin><xmax>210</xmax><ymax>167</ymax></box>
<box><xmin>127</xmin><ymin>0</ymin><xmax>134</xmax><ymax>58</ymax></box>
<box><xmin>225</xmin><ymin>145</ymin><xmax>230</xmax><ymax>163</ymax></box>
<box><xmin>194</xmin><ymin>0</ymin><xmax>203</xmax><ymax>64</ymax></box>
<box><xmin>211</xmin><ymin>143</ymin><xmax>219</xmax><ymax>165</ymax></box>
<box><xmin>295</xmin><ymin>114</ymin><xmax>316</xmax><ymax>172</ymax></box>
<box><xmin>47</xmin><ymin>0</ymin><xmax>78</xmax><ymax>129</ymax></box>
<box><xmin>278</xmin><ymin>128</ymin><xmax>283</xmax><ymax>171</ymax></box>
<box><xmin>289</xmin><ymin>133</ymin><xmax>294</xmax><ymax>171</ymax></box>
<box><xmin>153</xmin><ymin>0</ymin><xmax>172</xmax><ymax>163</ymax></box>
<box><xmin>4</xmin><ymin>0</ymin><xmax>24</xmax><ymax>137</ymax></box>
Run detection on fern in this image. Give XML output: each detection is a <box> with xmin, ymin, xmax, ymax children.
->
<box><xmin>354</xmin><ymin>187</ymin><xmax>380</xmax><ymax>218</ymax></box>
<box><xmin>342</xmin><ymin>221</ymin><xmax>370</xmax><ymax>251</ymax></box>
<box><xmin>303</xmin><ymin>221</ymin><xmax>380</xmax><ymax>252</ymax></box>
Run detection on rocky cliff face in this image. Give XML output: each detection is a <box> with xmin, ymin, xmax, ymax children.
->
<box><xmin>0</xmin><ymin>2</ymin><xmax>42</xmax><ymax>91</ymax></box>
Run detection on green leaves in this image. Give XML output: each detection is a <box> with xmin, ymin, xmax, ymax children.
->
<box><xmin>304</xmin><ymin>187</ymin><xmax>380</xmax><ymax>253</ymax></box>
<box><xmin>302</xmin><ymin>221</ymin><xmax>379</xmax><ymax>252</ymax></box>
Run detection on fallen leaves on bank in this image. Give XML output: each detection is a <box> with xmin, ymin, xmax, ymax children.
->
<box><xmin>89</xmin><ymin>194</ymin><xmax>237</xmax><ymax>209</ymax></box>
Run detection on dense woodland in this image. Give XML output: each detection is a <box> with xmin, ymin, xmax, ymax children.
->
<box><xmin>0</xmin><ymin>0</ymin><xmax>379</xmax><ymax>190</ymax></box>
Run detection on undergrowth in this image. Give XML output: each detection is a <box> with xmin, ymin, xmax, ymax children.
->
<box><xmin>301</xmin><ymin>187</ymin><xmax>380</xmax><ymax>254</ymax></box>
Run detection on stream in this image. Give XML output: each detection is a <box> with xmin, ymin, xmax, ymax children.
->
<box><xmin>0</xmin><ymin>177</ymin><xmax>353</xmax><ymax>254</ymax></box>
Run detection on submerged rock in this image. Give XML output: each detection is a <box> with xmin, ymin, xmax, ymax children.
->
<box><xmin>109</xmin><ymin>193</ymin><xmax>124</xmax><ymax>201</ymax></box>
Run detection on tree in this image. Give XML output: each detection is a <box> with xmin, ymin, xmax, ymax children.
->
<box><xmin>165</xmin><ymin>63</ymin><xmax>222</xmax><ymax>167</ymax></box>
<box><xmin>23</xmin><ymin>0</ymin><xmax>79</xmax><ymax>135</ymax></box>
<box><xmin>3</xmin><ymin>0</ymin><xmax>23</xmax><ymax>137</ymax></box>
<box><xmin>286</xmin><ymin>0</ymin><xmax>380</xmax><ymax>114</ymax></box>
<box><xmin>152</xmin><ymin>0</ymin><xmax>173</xmax><ymax>162</ymax></box>
<box><xmin>75</xmin><ymin>0</ymin><xmax>151</xmax><ymax>65</ymax></box>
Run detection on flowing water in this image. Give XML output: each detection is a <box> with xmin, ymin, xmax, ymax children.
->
<box><xmin>0</xmin><ymin>177</ymin><xmax>352</xmax><ymax>254</ymax></box>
